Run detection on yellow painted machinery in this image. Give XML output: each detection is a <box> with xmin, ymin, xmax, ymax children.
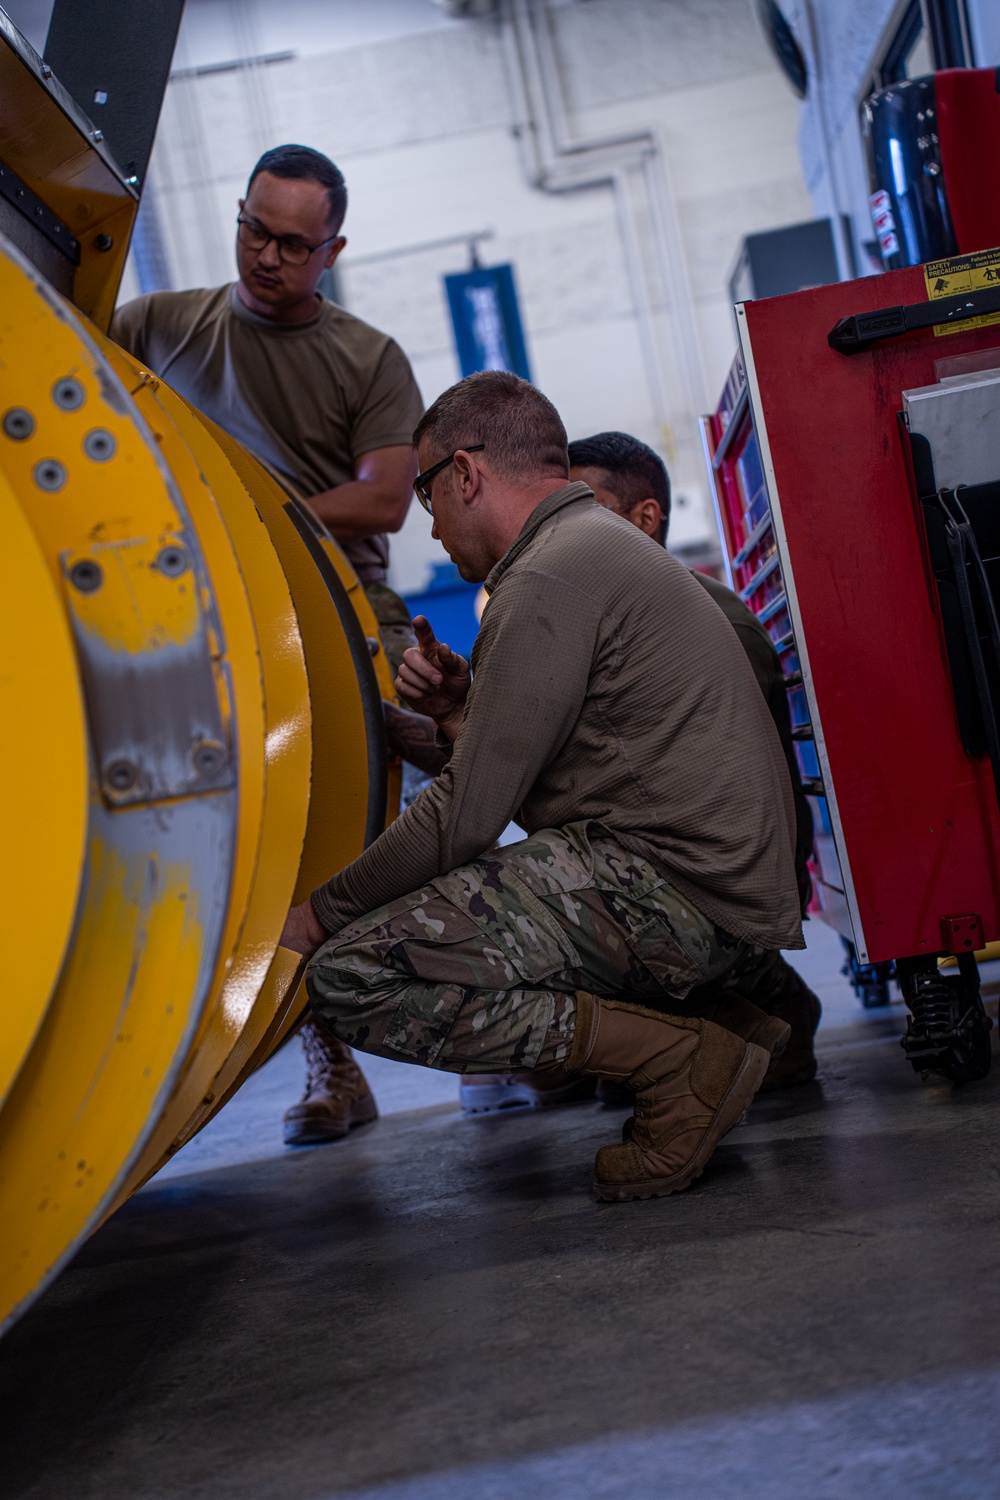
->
<box><xmin>0</xmin><ymin>13</ymin><xmax>400</xmax><ymax>1333</ymax></box>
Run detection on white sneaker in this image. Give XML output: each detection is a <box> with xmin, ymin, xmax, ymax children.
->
<box><xmin>459</xmin><ymin>1073</ymin><xmax>536</xmax><ymax>1115</ymax></box>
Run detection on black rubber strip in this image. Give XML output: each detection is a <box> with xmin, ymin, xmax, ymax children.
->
<box><xmin>828</xmin><ymin>284</ymin><xmax>1000</xmax><ymax>354</ymax></box>
<box><xmin>283</xmin><ymin>498</ymin><xmax>388</xmax><ymax>849</ymax></box>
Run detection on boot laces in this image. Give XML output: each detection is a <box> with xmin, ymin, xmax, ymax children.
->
<box><xmin>302</xmin><ymin>1022</ymin><xmax>359</xmax><ymax>1098</ymax></box>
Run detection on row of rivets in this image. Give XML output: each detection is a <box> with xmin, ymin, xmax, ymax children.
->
<box><xmin>103</xmin><ymin>739</ymin><xmax>227</xmax><ymax>797</ymax></box>
<box><xmin>3</xmin><ymin>376</ymin><xmax>86</xmax><ymax>432</ymax></box>
<box><xmin>2</xmin><ymin>383</ymin><xmax>118</xmax><ymax>488</ymax></box>
<box><xmin>67</xmin><ymin>546</ymin><xmax>189</xmax><ymax>595</ymax></box>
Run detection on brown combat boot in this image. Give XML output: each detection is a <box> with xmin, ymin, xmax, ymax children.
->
<box><xmin>283</xmin><ymin>1017</ymin><xmax>378</xmax><ymax>1146</ymax></box>
<box><xmin>567</xmin><ymin>993</ymin><xmax>770</xmax><ymax>1201</ymax></box>
<box><xmin>756</xmin><ymin>963</ymin><xmax>821</xmax><ymax>1092</ymax></box>
<box><xmin>686</xmin><ymin>990</ymin><xmax>792</xmax><ymax>1061</ymax></box>
<box><xmin>522</xmin><ymin>998</ymin><xmax>787</xmax><ymax>1112</ymax></box>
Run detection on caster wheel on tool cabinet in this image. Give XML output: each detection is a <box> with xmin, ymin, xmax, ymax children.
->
<box><xmin>900</xmin><ymin>970</ymin><xmax>993</xmax><ymax>1083</ymax></box>
<box><xmin>940</xmin><ymin>1016</ymin><xmax>994</xmax><ymax>1083</ymax></box>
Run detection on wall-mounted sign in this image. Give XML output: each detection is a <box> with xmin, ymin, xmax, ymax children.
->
<box><xmin>444</xmin><ymin>263</ymin><xmax>531</xmax><ymax>381</ymax></box>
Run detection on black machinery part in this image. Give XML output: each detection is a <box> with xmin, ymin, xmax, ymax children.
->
<box><xmin>828</xmin><ymin>284</ymin><xmax>1000</xmax><ymax>355</ymax></box>
<box><xmin>43</xmin><ymin>0</ymin><xmax>186</xmax><ymax>188</ymax></box>
<box><xmin>862</xmin><ymin>74</ymin><xmax>956</xmax><ymax>272</ymax></box>
<box><xmin>897</xmin><ymin>953</ymin><xmax>993</xmax><ymax>1083</ymax></box>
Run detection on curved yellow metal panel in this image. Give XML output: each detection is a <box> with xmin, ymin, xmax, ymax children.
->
<box><xmin>310</xmin><ymin>518</ymin><xmax>403</xmax><ymax>837</ymax></box>
<box><xmin>105</xmin><ymin>391</ymin><xmax>403</xmax><ymax>1176</ymax></box>
<box><xmin>170</xmin><ymin>418</ymin><xmax>404</xmax><ymax>1134</ymax></box>
<box><xmin>0</xmin><ymin>470</ymin><xmax>88</xmax><ymax>1106</ymax></box>
<box><xmin>0</xmin><ymin>237</ymin><xmax>248</xmax><ymax>1332</ymax></box>
<box><xmin>200</xmin><ymin>420</ymin><xmax>402</xmax><ymax>840</ymax></box>
<box><xmin>0</xmin><ymin>222</ymin><xmax>408</xmax><ymax>1329</ymax></box>
<box><xmin>190</xmin><ymin>410</ymin><xmax>392</xmax><ymax>889</ymax></box>
<box><xmin>92</xmin><ymin>346</ymin><xmax>315</xmax><ymax>1209</ymax></box>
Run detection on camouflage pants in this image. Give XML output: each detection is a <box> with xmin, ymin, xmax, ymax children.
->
<box><xmin>306</xmin><ymin>821</ymin><xmax>788</xmax><ymax>1075</ymax></box>
<box><xmin>364</xmin><ymin>580</ymin><xmax>417</xmax><ymax>682</ymax></box>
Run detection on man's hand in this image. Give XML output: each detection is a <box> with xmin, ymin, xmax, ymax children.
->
<box><xmin>395</xmin><ymin>616</ymin><xmax>471</xmax><ymax>742</ymax></box>
<box><xmin>279</xmin><ymin>898</ymin><xmax>329</xmax><ymax>958</ymax></box>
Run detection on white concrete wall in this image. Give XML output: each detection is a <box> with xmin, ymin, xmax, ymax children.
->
<box><xmin>968</xmin><ymin>0</ymin><xmax>1000</xmax><ymax>69</ymax></box>
<box><xmin>118</xmin><ymin>0</ymin><xmax>813</xmax><ymax>592</ymax></box>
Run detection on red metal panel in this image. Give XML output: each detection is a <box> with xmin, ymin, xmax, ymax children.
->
<box><xmin>936</xmin><ymin>68</ymin><xmax>1000</xmax><ymax>255</ymax></box>
<box><xmin>743</xmin><ymin>267</ymin><xmax>1000</xmax><ymax>962</ymax></box>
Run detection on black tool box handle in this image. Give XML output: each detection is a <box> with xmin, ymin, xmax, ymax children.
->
<box><xmin>828</xmin><ymin>284</ymin><xmax>1000</xmax><ymax>354</ymax></box>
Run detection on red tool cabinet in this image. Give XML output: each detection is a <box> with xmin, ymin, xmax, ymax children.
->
<box><xmin>701</xmin><ymin>260</ymin><xmax>1000</xmax><ymax>1079</ymax></box>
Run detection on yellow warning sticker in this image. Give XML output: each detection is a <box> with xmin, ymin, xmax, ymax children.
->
<box><xmin>924</xmin><ymin>246</ymin><xmax>1000</xmax><ymax>336</ymax></box>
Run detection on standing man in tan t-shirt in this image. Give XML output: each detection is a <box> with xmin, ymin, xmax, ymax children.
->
<box><xmin>113</xmin><ymin>144</ymin><xmax>425</xmax><ymax>1148</ymax></box>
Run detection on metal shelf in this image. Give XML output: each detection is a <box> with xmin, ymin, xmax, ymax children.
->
<box><xmin>739</xmin><ymin>550</ymin><xmax>780</xmax><ymax>602</ymax></box>
<box><xmin>711</xmin><ymin>383</ymin><xmax>750</xmax><ymax>472</ymax></box>
<box><xmin>756</xmin><ymin>591</ymin><xmax>788</xmax><ymax>625</ymax></box>
<box><xmin>732</xmin><ymin>511</ymin><xmax>774</xmax><ymax>569</ymax></box>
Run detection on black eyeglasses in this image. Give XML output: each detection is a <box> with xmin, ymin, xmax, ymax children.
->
<box><xmin>236</xmin><ymin>214</ymin><xmax>338</xmax><ymax>267</ymax></box>
<box><xmin>413</xmin><ymin>445</ymin><xmax>485</xmax><ymax>516</ymax></box>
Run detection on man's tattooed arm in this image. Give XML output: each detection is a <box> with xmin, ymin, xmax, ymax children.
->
<box><xmin>383</xmin><ymin>700</ymin><xmax>453</xmax><ymax>777</ymax></box>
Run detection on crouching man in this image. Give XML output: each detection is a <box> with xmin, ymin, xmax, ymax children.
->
<box><xmin>280</xmin><ymin>371</ymin><xmax>804</xmax><ymax>1201</ymax></box>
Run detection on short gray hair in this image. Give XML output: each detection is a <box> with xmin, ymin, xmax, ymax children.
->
<box><xmin>413</xmin><ymin>370</ymin><xmax>568</xmax><ymax>481</ymax></box>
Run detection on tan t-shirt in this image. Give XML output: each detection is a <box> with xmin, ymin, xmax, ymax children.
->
<box><xmin>111</xmin><ymin>285</ymin><xmax>424</xmax><ymax>583</ymax></box>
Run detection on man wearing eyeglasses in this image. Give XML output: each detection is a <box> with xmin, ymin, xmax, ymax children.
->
<box><xmin>280</xmin><ymin>370</ymin><xmax>804</xmax><ymax>1204</ymax></box>
<box><xmin>112</xmin><ymin>144</ymin><xmax>423</xmax><ymax>673</ymax></box>
<box><xmin>113</xmin><ymin>143</ymin><xmax>425</xmax><ymax>1150</ymax></box>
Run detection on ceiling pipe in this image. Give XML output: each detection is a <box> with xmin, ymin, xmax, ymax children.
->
<box><xmin>500</xmin><ymin>0</ymin><xmax>707</xmax><ymax>443</ymax></box>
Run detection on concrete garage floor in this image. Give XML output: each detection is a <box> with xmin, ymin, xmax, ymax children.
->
<box><xmin>4</xmin><ymin>924</ymin><xmax>1000</xmax><ymax>1499</ymax></box>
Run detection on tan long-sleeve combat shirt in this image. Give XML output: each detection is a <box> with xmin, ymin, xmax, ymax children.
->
<box><xmin>312</xmin><ymin>483</ymin><xmax>803</xmax><ymax>950</ymax></box>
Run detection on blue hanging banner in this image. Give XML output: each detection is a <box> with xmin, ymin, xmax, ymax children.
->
<box><xmin>444</xmin><ymin>263</ymin><xmax>532</xmax><ymax>381</ymax></box>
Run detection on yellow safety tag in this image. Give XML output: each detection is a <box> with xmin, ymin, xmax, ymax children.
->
<box><xmin>924</xmin><ymin>246</ymin><xmax>1000</xmax><ymax>336</ymax></box>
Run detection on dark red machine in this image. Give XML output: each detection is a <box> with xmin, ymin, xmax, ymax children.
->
<box><xmin>702</xmin><ymin>255</ymin><xmax>1000</xmax><ymax>1082</ymax></box>
<box><xmin>865</xmin><ymin>67</ymin><xmax>1000</xmax><ymax>269</ymax></box>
